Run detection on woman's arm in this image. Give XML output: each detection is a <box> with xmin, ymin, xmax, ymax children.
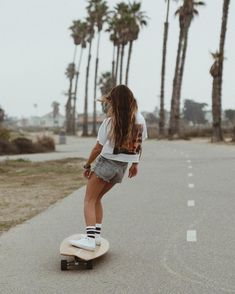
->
<box><xmin>83</xmin><ymin>142</ymin><xmax>103</xmax><ymax>179</ymax></box>
<box><xmin>84</xmin><ymin>141</ymin><xmax>103</xmax><ymax>168</ymax></box>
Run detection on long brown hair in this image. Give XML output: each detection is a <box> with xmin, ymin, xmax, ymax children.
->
<box><xmin>107</xmin><ymin>85</ymin><xmax>138</xmax><ymax>148</ymax></box>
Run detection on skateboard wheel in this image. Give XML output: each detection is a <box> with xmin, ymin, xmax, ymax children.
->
<box><xmin>61</xmin><ymin>260</ymin><xmax>68</xmax><ymax>271</ymax></box>
<box><xmin>86</xmin><ymin>260</ymin><xmax>93</xmax><ymax>270</ymax></box>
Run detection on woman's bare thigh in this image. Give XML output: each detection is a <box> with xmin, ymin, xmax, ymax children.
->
<box><xmin>85</xmin><ymin>172</ymin><xmax>108</xmax><ymax>202</ymax></box>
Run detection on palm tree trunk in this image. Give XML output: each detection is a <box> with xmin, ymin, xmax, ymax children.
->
<box><xmin>92</xmin><ymin>31</ymin><xmax>101</xmax><ymax>136</ymax></box>
<box><xmin>174</xmin><ymin>27</ymin><xmax>190</xmax><ymax>136</ymax></box>
<box><xmin>219</xmin><ymin>0</ymin><xmax>230</xmax><ymax>58</ymax></box>
<box><xmin>169</xmin><ymin>29</ymin><xmax>184</xmax><ymax>138</ymax></box>
<box><xmin>83</xmin><ymin>40</ymin><xmax>93</xmax><ymax>136</ymax></box>
<box><xmin>115</xmin><ymin>45</ymin><xmax>120</xmax><ymax>85</ymax></box>
<box><xmin>159</xmin><ymin>0</ymin><xmax>170</xmax><ymax>137</ymax></box>
<box><xmin>159</xmin><ymin>22</ymin><xmax>169</xmax><ymax>137</ymax></box>
<box><xmin>212</xmin><ymin>0</ymin><xmax>230</xmax><ymax>142</ymax></box>
<box><xmin>111</xmin><ymin>44</ymin><xmax>116</xmax><ymax>87</ymax></box>
<box><xmin>66</xmin><ymin>45</ymin><xmax>77</xmax><ymax>134</ymax></box>
<box><xmin>119</xmin><ymin>44</ymin><xmax>125</xmax><ymax>84</ymax></box>
<box><xmin>66</xmin><ymin>78</ymin><xmax>73</xmax><ymax>134</ymax></box>
<box><xmin>72</xmin><ymin>48</ymin><xmax>84</xmax><ymax>135</ymax></box>
<box><xmin>125</xmin><ymin>40</ymin><xmax>133</xmax><ymax>86</ymax></box>
<box><xmin>231</xmin><ymin>126</ymin><xmax>235</xmax><ymax>142</ymax></box>
<box><xmin>73</xmin><ymin>45</ymin><xmax>77</xmax><ymax>63</ymax></box>
<box><xmin>212</xmin><ymin>75</ymin><xmax>223</xmax><ymax>142</ymax></box>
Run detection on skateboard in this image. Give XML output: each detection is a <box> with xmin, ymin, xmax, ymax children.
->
<box><xmin>60</xmin><ymin>234</ymin><xmax>109</xmax><ymax>270</ymax></box>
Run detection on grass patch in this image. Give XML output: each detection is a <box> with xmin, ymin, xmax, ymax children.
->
<box><xmin>0</xmin><ymin>158</ymin><xmax>87</xmax><ymax>234</ymax></box>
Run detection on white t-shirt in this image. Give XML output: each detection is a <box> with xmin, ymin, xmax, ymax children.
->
<box><xmin>97</xmin><ymin>112</ymin><xmax>148</xmax><ymax>163</ymax></box>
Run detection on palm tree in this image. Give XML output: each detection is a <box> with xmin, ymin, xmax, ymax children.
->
<box><xmin>52</xmin><ymin>101</ymin><xmax>60</xmax><ymax>117</ymax></box>
<box><xmin>83</xmin><ymin>2</ymin><xmax>95</xmax><ymax>136</ymax></box>
<box><xmin>98</xmin><ymin>71</ymin><xmax>113</xmax><ymax>95</ymax></box>
<box><xmin>168</xmin><ymin>0</ymin><xmax>204</xmax><ymax>138</ymax></box>
<box><xmin>125</xmin><ymin>1</ymin><xmax>148</xmax><ymax>86</ymax></box>
<box><xmin>91</xmin><ymin>0</ymin><xmax>109</xmax><ymax>136</ymax></box>
<box><xmin>210</xmin><ymin>0</ymin><xmax>231</xmax><ymax>142</ymax></box>
<box><xmin>65</xmin><ymin>63</ymin><xmax>76</xmax><ymax>134</ymax></box>
<box><xmin>159</xmin><ymin>0</ymin><xmax>171</xmax><ymax>137</ymax></box>
<box><xmin>69</xmin><ymin>20</ymin><xmax>87</xmax><ymax>135</ymax></box>
<box><xmin>107</xmin><ymin>13</ymin><xmax>119</xmax><ymax>86</ymax></box>
<box><xmin>51</xmin><ymin>101</ymin><xmax>60</xmax><ymax>127</ymax></box>
<box><xmin>114</xmin><ymin>2</ymin><xmax>129</xmax><ymax>84</ymax></box>
<box><xmin>98</xmin><ymin>71</ymin><xmax>113</xmax><ymax>113</ymax></box>
<box><xmin>108</xmin><ymin>2</ymin><xmax>147</xmax><ymax>86</ymax></box>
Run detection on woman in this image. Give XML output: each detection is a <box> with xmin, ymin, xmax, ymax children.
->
<box><xmin>70</xmin><ymin>85</ymin><xmax>147</xmax><ymax>251</ymax></box>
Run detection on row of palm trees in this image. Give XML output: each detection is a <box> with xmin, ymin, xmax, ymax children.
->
<box><xmin>159</xmin><ymin>0</ymin><xmax>231</xmax><ymax>142</ymax></box>
<box><xmin>64</xmin><ymin>0</ymin><xmax>147</xmax><ymax>135</ymax></box>
<box><xmin>64</xmin><ymin>0</ymin><xmax>231</xmax><ymax>142</ymax></box>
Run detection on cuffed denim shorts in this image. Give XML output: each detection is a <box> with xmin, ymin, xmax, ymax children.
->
<box><xmin>93</xmin><ymin>156</ymin><xmax>128</xmax><ymax>184</ymax></box>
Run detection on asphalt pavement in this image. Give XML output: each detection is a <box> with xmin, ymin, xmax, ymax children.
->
<box><xmin>1</xmin><ymin>138</ymin><xmax>235</xmax><ymax>294</ymax></box>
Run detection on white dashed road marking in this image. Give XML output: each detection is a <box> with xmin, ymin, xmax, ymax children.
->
<box><xmin>188</xmin><ymin>183</ymin><xmax>195</xmax><ymax>188</ymax></box>
<box><xmin>187</xmin><ymin>230</ymin><xmax>197</xmax><ymax>242</ymax></box>
<box><xmin>187</xmin><ymin>200</ymin><xmax>195</xmax><ymax>207</ymax></box>
<box><xmin>187</xmin><ymin>159</ymin><xmax>191</xmax><ymax>163</ymax></box>
<box><xmin>188</xmin><ymin>165</ymin><xmax>193</xmax><ymax>169</ymax></box>
<box><xmin>188</xmin><ymin>173</ymin><xmax>193</xmax><ymax>177</ymax></box>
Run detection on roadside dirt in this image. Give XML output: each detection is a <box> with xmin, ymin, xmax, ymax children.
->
<box><xmin>0</xmin><ymin>158</ymin><xmax>86</xmax><ymax>235</ymax></box>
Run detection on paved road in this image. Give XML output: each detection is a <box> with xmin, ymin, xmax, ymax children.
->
<box><xmin>1</xmin><ymin>139</ymin><xmax>235</xmax><ymax>294</ymax></box>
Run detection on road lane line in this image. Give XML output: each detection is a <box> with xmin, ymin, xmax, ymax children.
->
<box><xmin>188</xmin><ymin>173</ymin><xmax>193</xmax><ymax>177</ymax></box>
<box><xmin>187</xmin><ymin>200</ymin><xmax>195</xmax><ymax>207</ymax></box>
<box><xmin>187</xmin><ymin>159</ymin><xmax>191</xmax><ymax>163</ymax></box>
<box><xmin>188</xmin><ymin>165</ymin><xmax>193</xmax><ymax>169</ymax></box>
<box><xmin>188</xmin><ymin>183</ymin><xmax>195</xmax><ymax>188</ymax></box>
<box><xmin>187</xmin><ymin>230</ymin><xmax>197</xmax><ymax>242</ymax></box>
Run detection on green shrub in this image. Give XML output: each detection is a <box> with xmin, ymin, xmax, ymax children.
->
<box><xmin>36</xmin><ymin>135</ymin><xmax>55</xmax><ymax>151</ymax></box>
<box><xmin>0</xmin><ymin>127</ymin><xmax>11</xmax><ymax>141</ymax></box>
<box><xmin>0</xmin><ymin>139</ymin><xmax>19</xmax><ymax>155</ymax></box>
<box><xmin>12</xmin><ymin>137</ymin><xmax>35</xmax><ymax>154</ymax></box>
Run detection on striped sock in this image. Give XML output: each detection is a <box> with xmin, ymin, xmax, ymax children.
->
<box><xmin>95</xmin><ymin>223</ymin><xmax>102</xmax><ymax>237</ymax></box>
<box><xmin>86</xmin><ymin>226</ymin><xmax>95</xmax><ymax>239</ymax></box>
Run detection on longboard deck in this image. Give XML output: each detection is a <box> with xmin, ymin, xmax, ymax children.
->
<box><xmin>60</xmin><ymin>234</ymin><xmax>109</xmax><ymax>261</ymax></box>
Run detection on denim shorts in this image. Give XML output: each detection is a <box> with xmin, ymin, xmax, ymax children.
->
<box><xmin>93</xmin><ymin>156</ymin><xmax>128</xmax><ymax>184</ymax></box>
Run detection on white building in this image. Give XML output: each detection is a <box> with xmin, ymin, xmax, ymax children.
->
<box><xmin>17</xmin><ymin>112</ymin><xmax>66</xmax><ymax>128</ymax></box>
<box><xmin>39</xmin><ymin>112</ymin><xmax>65</xmax><ymax>128</ymax></box>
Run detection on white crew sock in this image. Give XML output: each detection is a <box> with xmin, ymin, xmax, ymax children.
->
<box><xmin>86</xmin><ymin>226</ymin><xmax>95</xmax><ymax>239</ymax></box>
<box><xmin>95</xmin><ymin>223</ymin><xmax>102</xmax><ymax>237</ymax></box>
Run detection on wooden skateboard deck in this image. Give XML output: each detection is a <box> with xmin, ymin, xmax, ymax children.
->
<box><xmin>60</xmin><ymin>234</ymin><xmax>109</xmax><ymax>270</ymax></box>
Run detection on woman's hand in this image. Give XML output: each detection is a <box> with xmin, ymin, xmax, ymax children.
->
<box><xmin>128</xmin><ymin>163</ymin><xmax>138</xmax><ymax>178</ymax></box>
<box><xmin>83</xmin><ymin>169</ymin><xmax>92</xmax><ymax>179</ymax></box>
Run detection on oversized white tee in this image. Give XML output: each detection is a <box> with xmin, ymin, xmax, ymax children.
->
<box><xmin>97</xmin><ymin>112</ymin><xmax>147</xmax><ymax>163</ymax></box>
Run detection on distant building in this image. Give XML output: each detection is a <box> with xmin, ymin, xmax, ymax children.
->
<box><xmin>77</xmin><ymin>112</ymin><xmax>106</xmax><ymax>133</ymax></box>
<box><xmin>17</xmin><ymin>112</ymin><xmax>65</xmax><ymax>128</ymax></box>
<box><xmin>39</xmin><ymin>112</ymin><xmax>65</xmax><ymax>128</ymax></box>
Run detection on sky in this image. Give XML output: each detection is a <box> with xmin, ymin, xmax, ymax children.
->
<box><xmin>0</xmin><ymin>0</ymin><xmax>234</xmax><ymax>118</ymax></box>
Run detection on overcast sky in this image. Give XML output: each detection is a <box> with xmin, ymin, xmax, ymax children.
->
<box><xmin>0</xmin><ymin>0</ymin><xmax>234</xmax><ymax>118</ymax></box>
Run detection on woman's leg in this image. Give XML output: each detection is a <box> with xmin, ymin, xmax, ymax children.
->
<box><xmin>95</xmin><ymin>182</ymin><xmax>115</xmax><ymax>224</ymax></box>
<box><xmin>84</xmin><ymin>173</ymin><xmax>108</xmax><ymax>226</ymax></box>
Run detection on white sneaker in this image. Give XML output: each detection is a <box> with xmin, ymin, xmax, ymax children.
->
<box><xmin>70</xmin><ymin>236</ymin><xmax>96</xmax><ymax>251</ymax></box>
<box><xmin>96</xmin><ymin>235</ymin><xmax>101</xmax><ymax>246</ymax></box>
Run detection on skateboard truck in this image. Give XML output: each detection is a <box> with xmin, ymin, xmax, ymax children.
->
<box><xmin>61</xmin><ymin>256</ymin><xmax>93</xmax><ymax>270</ymax></box>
